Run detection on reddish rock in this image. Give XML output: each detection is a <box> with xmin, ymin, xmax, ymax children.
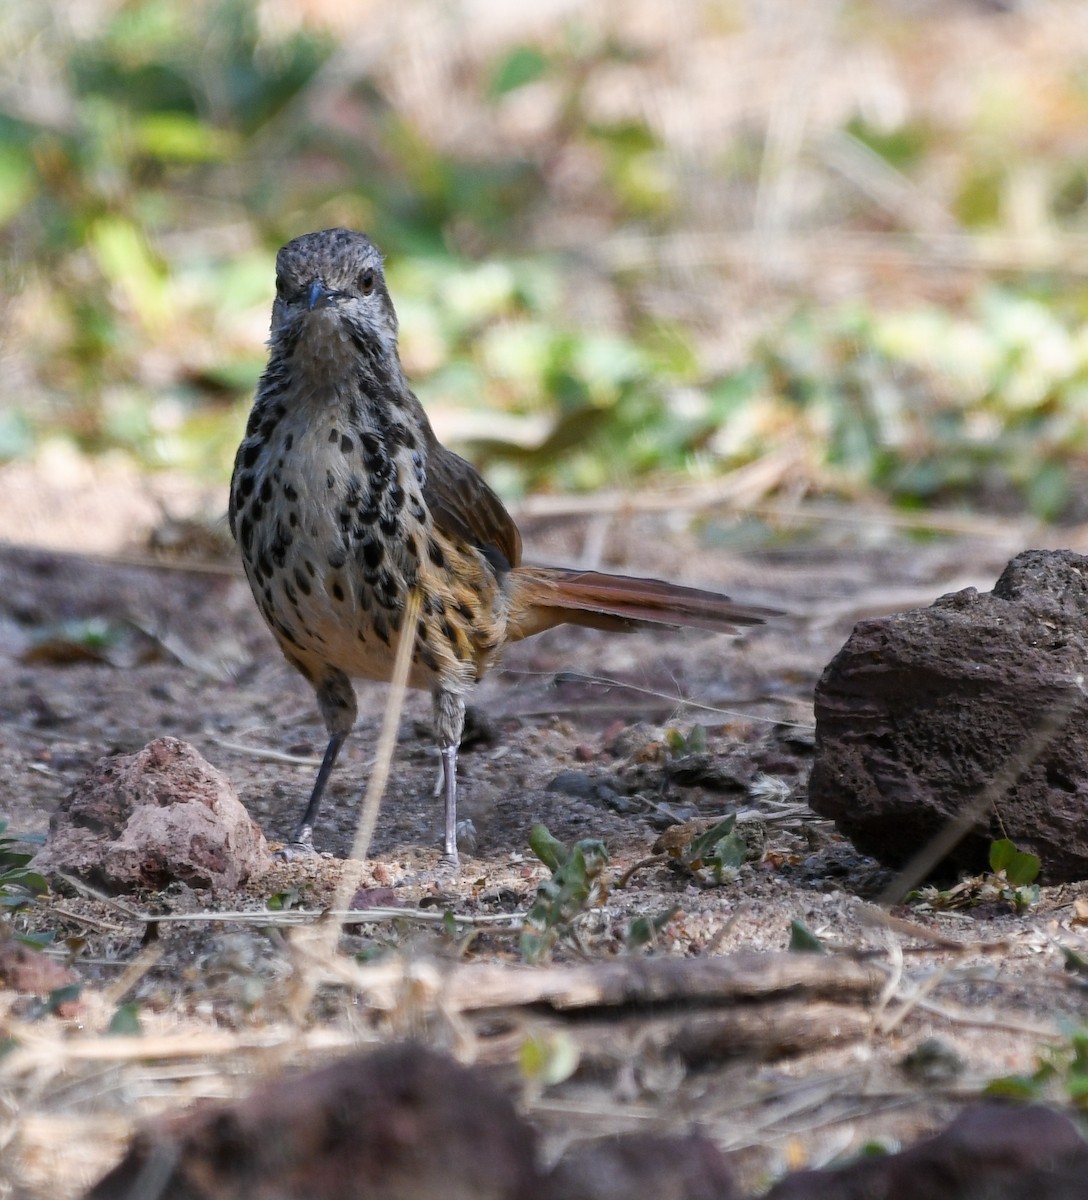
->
<box><xmin>86</xmin><ymin>1043</ymin><xmax>542</xmax><ymax>1200</ymax></box>
<box><xmin>0</xmin><ymin>935</ymin><xmax>82</xmax><ymax>1015</ymax></box>
<box><xmin>34</xmin><ymin>737</ymin><xmax>269</xmax><ymax>894</ymax></box>
<box><xmin>763</xmin><ymin>1102</ymin><xmax>1088</xmax><ymax>1200</ymax></box>
<box><xmin>810</xmin><ymin>550</ymin><xmax>1088</xmax><ymax>881</ymax></box>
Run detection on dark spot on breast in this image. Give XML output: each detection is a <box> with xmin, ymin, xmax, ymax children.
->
<box><xmin>361</xmin><ymin>432</ymin><xmax>380</xmax><ymax>456</ymax></box>
<box><xmin>428</xmin><ymin>539</ymin><xmax>445</xmax><ymax>568</ymax></box>
<box><xmin>326</xmin><ymin>470</ymin><xmax>335</xmax><ymax>490</ymax></box>
<box><xmin>328</xmin><ymin>548</ymin><xmax>346</xmax><ymax>569</ymax></box>
<box><xmin>283</xmin><ymin>483</ymin><xmax>298</xmax><ymax>503</ymax></box>
<box><xmin>340</xmin><ymin>434</ymin><xmax>354</xmax><ymax>453</ymax></box>
<box><xmin>259</xmin><ymin>479</ymin><xmax>272</xmax><ymax>503</ymax></box>
<box><xmin>401</xmin><ymin>426</ymin><xmax>417</xmax><ymax>451</ymax></box>
<box><xmin>238</xmin><ymin>473</ymin><xmax>256</xmax><ymax>498</ymax></box>
<box><xmin>259</xmin><ymin>417</ymin><xmax>279</xmax><ymax>439</ymax></box>
<box><xmin>441</xmin><ymin>619</ymin><xmax>459</xmax><ymax>647</ymax></box>
<box><xmin>284</xmin><ymin>433</ymin><xmax>294</xmax><ymax>451</ymax></box>
<box><xmin>356</xmin><ymin>583</ymin><xmax>372</xmax><ymax>611</ymax></box>
<box><xmin>373</xmin><ymin>614</ymin><xmax>390</xmax><ymax>645</ymax></box>
<box><xmin>304</xmin><ymin>559</ymin><xmax>315</xmax><ymax>577</ymax></box>
<box><xmin>457</xmin><ymin>602</ymin><xmax>476</xmax><ymax>623</ymax></box>
<box><xmin>283</xmin><ymin>580</ymin><xmax>298</xmax><ymax>606</ymax></box>
<box><xmin>294</xmin><ymin>567</ymin><xmax>312</xmax><ymax>595</ymax></box>
<box><xmin>288</xmin><ymin>511</ymin><xmax>298</xmax><ymax>528</ymax></box>
<box><xmin>239</xmin><ymin>515</ymin><xmax>253</xmax><ymax>552</ymax></box>
<box><xmin>408</xmin><ymin>500</ymin><xmax>426</xmax><ymax>522</ymax></box>
<box><xmin>339</xmin><ymin>510</ymin><xmax>351</xmax><ymax>532</ymax></box>
<box><xmin>388</xmin><ymin>484</ymin><xmax>404</xmax><ymax>510</ymax></box>
<box><xmin>361</xmin><ymin>538</ymin><xmax>383</xmax><ymax>571</ymax></box>
<box><xmin>258</xmin><ymin>551</ymin><xmax>273</xmax><ymax>578</ymax></box>
<box><xmin>332</xmin><ymin>580</ymin><xmax>345</xmax><ymax>602</ymax></box>
<box><xmin>329</xmin><ymin>428</ymin><xmax>340</xmax><ymax>443</ymax></box>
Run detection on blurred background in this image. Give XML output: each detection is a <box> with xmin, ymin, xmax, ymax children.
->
<box><xmin>3</xmin><ymin>0</ymin><xmax>1088</xmax><ymax>540</ymax></box>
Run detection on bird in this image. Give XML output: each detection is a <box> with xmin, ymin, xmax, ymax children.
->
<box><xmin>229</xmin><ymin>228</ymin><xmax>778</xmax><ymax>863</ymax></box>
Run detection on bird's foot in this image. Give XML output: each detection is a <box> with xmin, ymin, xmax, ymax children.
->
<box><xmin>275</xmin><ymin>827</ymin><xmax>317</xmax><ymax>861</ymax></box>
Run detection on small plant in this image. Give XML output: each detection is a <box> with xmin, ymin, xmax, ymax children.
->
<box><xmin>788</xmin><ymin>920</ymin><xmax>826</xmax><ymax>954</ymax></box>
<box><xmin>665</xmin><ymin>724</ymin><xmax>708</xmax><ymax>755</ymax></box>
<box><xmin>626</xmin><ymin>906</ymin><xmax>679</xmax><ymax>950</ymax></box>
<box><xmin>0</xmin><ymin>822</ymin><xmax>47</xmax><ymax>914</ymax></box>
<box><xmin>520</xmin><ymin>824</ymin><xmax>609</xmax><ymax>962</ymax></box>
<box><xmin>987</xmin><ymin>1026</ymin><xmax>1088</xmax><ymax>1109</ymax></box>
<box><xmin>682</xmin><ymin>815</ymin><xmax>748</xmax><ymax>884</ymax></box>
<box><xmin>911</xmin><ymin>838</ymin><xmax>1040</xmax><ymax>914</ymax></box>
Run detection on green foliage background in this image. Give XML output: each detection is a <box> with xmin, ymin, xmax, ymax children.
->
<box><xmin>3</xmin><ymin>0</ymin><xmax>1088</xmax><ymax>518</ymax></box>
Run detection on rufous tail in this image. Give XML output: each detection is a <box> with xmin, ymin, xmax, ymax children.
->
<box><xmin>506</xmin><ymin>566</ymin><xmax>780</xmax><ymax>642</ymax></box>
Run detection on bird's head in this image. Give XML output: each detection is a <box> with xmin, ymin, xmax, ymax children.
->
<box><xmin>269</xmin><ymin>228</ymin><xmax>399</xmax><ymax>376</ymax></box>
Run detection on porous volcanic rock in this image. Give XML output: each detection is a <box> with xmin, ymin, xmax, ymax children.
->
<box><xmin>86</xmin><ymin>1043</ymin><xmax>542</xmax><ymax>1200</ymax></box>
<box><xmin>34</xmin><ymin>736</ymin><xmax>269</xmax><ymax>893</ymax></box>
<box><xmin>762</xmin><ymin>1102</ymin><xmax>1088</xmax><ymax>1200</ymax></box>
<box><xmin>809</xmin><ymin>550</ymin><xmax>1088</xmax><ymax>882</ymax></box>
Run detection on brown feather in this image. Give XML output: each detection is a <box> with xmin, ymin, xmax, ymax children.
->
<box><xmin>505</xmin><ymin>566</ymin><xmax>780</xmax><ymax>642</ymax></box>
<box><xmin>423</xmin><ymin>434</ymin><xmax>522</xmax><ymax>568</ymax></box>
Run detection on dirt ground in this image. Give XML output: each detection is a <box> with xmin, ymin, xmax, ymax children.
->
<box><xmin>3</xmin><ymin>457</ymin><xmax>1088</xmax><ymax>1196</ymax></box>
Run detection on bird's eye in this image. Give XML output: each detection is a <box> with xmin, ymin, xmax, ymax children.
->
<box><xmin>359</xmin><ymin>268</ymin><xmax>376</xmax><ymax>295</ymax></box>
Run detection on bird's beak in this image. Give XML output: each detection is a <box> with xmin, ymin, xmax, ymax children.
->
<box><xmin>306</xmin><ymin>279</ymin><xmax>336</xmax><ymax>311</ymax></box>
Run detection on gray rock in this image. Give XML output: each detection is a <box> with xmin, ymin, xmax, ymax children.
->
<box><xmin>809</xmin><ymin>550</ymin><xmax>1088</xmax><ymax>882</ymax></box>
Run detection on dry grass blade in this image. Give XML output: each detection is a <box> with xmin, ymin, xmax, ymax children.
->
<box><xmin>284</xmin><ymin>588</ymin><xmax>422</xmax><ymax>1022</ymax></box>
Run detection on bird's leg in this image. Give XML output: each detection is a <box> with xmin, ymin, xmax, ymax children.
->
<box><xmin>285</xmin><ymin>668</ymin><xmax>356</xmax><ymax>854</ymax></box>
<box><xmin>290</xmin><ymin>732</ymin><xmax>345</xmax><ymax>849</ymax></box>
<box><xmin>433</xmin><ymin>688</ymin><xmax>466</xmax><ymax>864</ymax></box>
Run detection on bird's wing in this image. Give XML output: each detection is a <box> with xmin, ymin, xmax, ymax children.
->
<box><xmin>423</xmin><ymin>438</ymin><xmax>523</xmax><ymax>569</ymax></box>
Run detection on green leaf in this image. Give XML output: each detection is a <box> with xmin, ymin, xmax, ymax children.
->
<box><xmin>989</xmin><ymin>838</ymin><xmax>1040</xmax><ymax>886</ymax></box>
<box><xmin>15</xmin><ymin>930</ymin><xmax>56</xmax><ymax>949</ymax></box>
<box><xmin>984</xmin><ymin>1074</ymin><xmax>1041</xmax><ymax>1100</ymax></box>
<box><xmin>788</xmin><ymin>920</ymin><xmax>825</xmax><ymax>954</ymax></box>
<box><xmin>1060</xmin><ymin>944</ymin><xmax>1088</xmax><ymax>976</ymax></box>
<box><xmin>29</xmin><ymin>983</ymin><xmax>82</xmax><ymax>1020</ymax></box>
<box><xmin>529</xmin><ymin>824</ymin><xmax>566</xmax><ymax>871</ymax></box>
<box><xmin>108</xmin><ymin>1003</ymin><xmax>143</xmax><ymax>1036</ymax></box>
<box><xmin>133</xmin><ymin>113</ymin><xmax>236</xmax><ymax>162</ymax></box>
<box><xmin>488</xmin><ymin>46</ymin><xmax>548</xmax><ymax>98</ymax></box>
<box><xmin>519</xmin><ymin>1031</ymin><xmax>579</xmax><ymax>1086</ymax></box>
<box><xmin>989</xmin><ymin>838</ymin><xmax>1016</xmax><ymax>873</ymax></box>
<box><xmin>686</xmin><ymin>815</ymin><xmax>737</xmax><ymax>863</ymax></box>
<box><xmin>626</xmin><ymin>906</ymin><xmax>679</xmax><ymax>949</ymax></box>
<box><xmin>265</xmin><ymin>887</ymin><xmax>300</xmax><ymax>912</ymax></box>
